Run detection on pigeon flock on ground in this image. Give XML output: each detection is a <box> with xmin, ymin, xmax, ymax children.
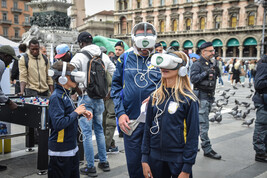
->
<box><xmin>210</xmin><ymin>83</ymin><xmax>255</xmax><ymax>127</ymax></box>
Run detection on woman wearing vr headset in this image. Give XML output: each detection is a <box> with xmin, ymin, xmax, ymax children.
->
<box><xmin>47</xmin><ymin>61</ymin><xmax>92</xmax><ymax>178</ymax></box>
<box><xmin>141</xmin><ymin>51</ymin><xmax>199</xmax><ymax>178</ymax></box>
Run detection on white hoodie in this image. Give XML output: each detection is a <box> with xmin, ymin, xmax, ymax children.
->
<box><xmin>70</xmin><ymin>44</ymin><xmax>115</xmax><ymax>88</ymax></box>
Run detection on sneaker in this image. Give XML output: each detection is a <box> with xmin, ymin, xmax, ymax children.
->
<box><xmin>80</xmin><ymin>166</ymin><xmax>97</xmax><ymax>177</ymax></box>
<box><xmin>107</xmin><ymin>146</ymin><xmax>119</xmax><ymax>155</ymax></box>
<box><xmin>94</xmin><ymin>153</ymin><xmax>108</xmax><ymax>162</ymax></box>
<box><xmin>98</xmin><ymin>161</ymin><xmax>110</xmax><ymax>172</ymax></box>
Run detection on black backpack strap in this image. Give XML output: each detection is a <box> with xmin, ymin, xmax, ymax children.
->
<box><xmin>42</xmin><ymin>54</ymin><xmax>48</xmax><ymax>66</ymax></box>
<box><xmin>23</xmin><ymin>53</ymin><xmax>29</xmax><ymax>69</ymax></box>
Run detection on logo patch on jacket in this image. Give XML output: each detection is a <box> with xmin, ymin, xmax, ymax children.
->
<box><xmin>168</xmin><ymin>101</ymin><xmax>179</xmax><ymax>114</ymax></box>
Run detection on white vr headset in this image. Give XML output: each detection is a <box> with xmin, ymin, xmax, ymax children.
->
<box><xmin>131</xmin><ymin>22</ymin><xmax>157</xmax><ymax>49</ymax></box>
<box><xmin>48</xmin><ymin>61</ymin><xmax>85</xmax><ymax>85</ymax></box>
<box><xmin>151</xmin><ymin>52</ymin><xmax>189</xmax><ymax>77</ymax></box>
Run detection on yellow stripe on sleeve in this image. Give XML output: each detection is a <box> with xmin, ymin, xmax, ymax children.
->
<box><xmin>57</xmin><ymin>129</ymin><xmax>64</xmax><ymax>142</ymax></box>
<box><xmin>183</xmin><ymin>118</ymin><xmax>187</xmax><ymax>143</ymax></box>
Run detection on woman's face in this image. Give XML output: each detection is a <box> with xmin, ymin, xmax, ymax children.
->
<box><xmin>160</xmin><ymin>68</ymin><xmax>178</xmax><ymax>80</ymax></box>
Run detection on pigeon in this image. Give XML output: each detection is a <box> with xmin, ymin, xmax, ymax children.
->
<box><xmin>209</xmin><ymin>116</ymin><xmax>215</xmax><ymax>122</ymax></box>
<box><xmin>250</xmin><ymin>89</ymin><xmax>254</xmax><ymax>93</ymax></box>
<box><xmin>224</xmin><ymin>95</ymin><xmax>230</xmax><ymax>99</ymax></box>
<box><xmin>242</xmin><ymin>118</ymin><xmax>255</xmax><ymax>127</ymax></box>
<box><xmin>220</xmin><ymin>92</ymin><xmax>226</xmax><ymax>96</ymax></box>
<box><xmin>231</xmin><ymin>92</ymin><xmax>236</xmax><ymax>96</ymax></box>
<box><xmin>242</xmin><ymin>112</ymin><xmax>247</xmax><ymax>119</ymax></box>
<box><xmin>242</xmin><ymin>84</ymin><xmax>245</xmax><ymax>88</ymax></box>
<box><xmin>211</xmin><ymin>107</ymin><xmax>222</xmax><ymax>113</ymax></box>
<box><xmin>232</xmin><ymin>106</ymin><xmax>238</xmax><ymax>111</ymax></box>
<box><xmin>234</xmin><ymin>110</ymin><xmax>242</xmax><ymax>119</ymax></box>
<box><xmin>225</xmin><ymin>89</ymin><xmax>230</xmax><ymax>92</ymax></box>
<box><xmin>235</xmin><ymin>99</ymin><xmax>241</xmax><ymax>105</ymax></box>
<box><xmin>248</xmin><ymin>83</ymin><xmax>252</xmax><ymax>88</ymax></box>
<box><xmin>222</xmin><ymin>100</ymin><xmax>228</xmax><ymax>106</ymax></box>
<box><xmin>244</xmin><ymin>103</ymin><xmax>251</xmax><ymax>108</ymax></box>
<box><xmin>246</xmin><ymin>94</ymin><xmax>252</xmax><ymax>98</ymax></box>
<box><xmin>229</xmin><ymin>110</ymin><xmax>238</xmax><ymax>116</ymax></box>
<box><xmin>241</xmin><ymin>102</ymin><xmax>248</xmax><ymax>106</ymax></box>
<box><xmin>215</xmin><ymin>114</ymin><xmax>222</xmax><ymax>123</ymax></box>
<box><xmin>245</xmin><ymin>109</ymin><xmax>251</xmax><ymax>115</ymax></box>
<box><xmin>233</xmin><ymin>85</ymin><xmax>238</xmax><ymax>90</ymax></box>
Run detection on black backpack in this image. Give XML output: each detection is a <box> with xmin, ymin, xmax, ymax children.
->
<box><xmin>79</xmin><ymin>51</ymin><xmax>108</xmax><ymax>99</ymax></box>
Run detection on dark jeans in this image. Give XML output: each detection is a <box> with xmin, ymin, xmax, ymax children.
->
<box><xmin>25</xmin><ymin>88</ymin><xmax>49</xmax><ymax>97</ymax></box>
<box><xmin>253</xmin><ymin>104</ymin><xmax>267</xmax><ymax>154</ymax></box>
<box><xmin>14</xmin><ymin>81</ymin><xmax>20</xmax><ymax>94</ymax></box>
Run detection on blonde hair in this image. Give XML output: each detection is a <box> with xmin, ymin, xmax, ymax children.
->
<box><xmin>152</xmin><ymin>51</ymin><xmax>197</xmax><ymax>106</ymax></box>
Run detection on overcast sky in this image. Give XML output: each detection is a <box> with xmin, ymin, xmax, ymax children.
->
<box><xmin>85</xmin><ymin>0</ymin><xmax>114</xmax><ymax>16</ymax></box>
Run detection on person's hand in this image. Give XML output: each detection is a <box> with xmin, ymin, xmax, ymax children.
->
<box><xmin>142</xmin><ymin>162</ymin><xmax>153</xmax><ymax>178</ymax></box>
<box><xmin>74</xmin><ymin>104</ymin><xmax>86</xmax><ymax>115</ymax></box>
<box><xmin>178</xmin><ymin>172</ymin><xmax>190</xmax><ymax>178</ymax></box>
<box><xmin>142</xmin><ymin>96</ymin><xmax>150</xmax><ymax>104</ymax></box>
<box><xmin>83</xmin><ymin>110</ymin><xmax>93</xmax><ymax>120</ymax></box>
<box><xmin>10</xmin><ymin>80</ymin><xmax>16</xmax><ymax>84</ymax></box>
<box><xmin>8</xmin><ymin>101</ymin><xmax>17</xmax><ymax>110</ymax></box>
<box><xmin>119</xmin><ymin>114</ymin><xmax>130</xmax><ymax>134</ymax></box>
<box><xmin>71</xmin><ymin>94</ymin><xmax>78</xmax><ymax>101</ymax></box>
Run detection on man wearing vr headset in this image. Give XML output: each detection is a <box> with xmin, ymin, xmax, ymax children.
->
<box><xmin>111</xmin><ymin>22</ymin><xmax>161</xmax><ymax>177</ymax></box>
<box><xmin>47</xmin><ymin>61</ymin><xmax>92</xmax><ymax>177</ymax></box>
<box><xmin>190</xmin><ymin>42</ymin><xmax>221</xmax><ymax>160</ymax></box>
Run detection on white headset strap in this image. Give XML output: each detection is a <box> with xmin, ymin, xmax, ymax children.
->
<box><xmin>180</xmin><ymin>51</ymin><xmax>189</xmax><ymax>68</ymax></box>
<box><xmin>62</xmin><ymin>61</ymin><xmax>67</xmax><ymax>78</ymax></box>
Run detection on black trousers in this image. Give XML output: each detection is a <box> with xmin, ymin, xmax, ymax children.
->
<box><xmin>48</xmin><ymin>151</ymin><xmax>80</xmax><ymax>178</ymax></box>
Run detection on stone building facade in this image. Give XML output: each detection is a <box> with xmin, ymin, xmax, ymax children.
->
<box><xmin>77</xmin><ymin>10</ymin><xmax>114</xmax><ymax>38</ymax></box>
<box><xmin>113</xmin><ymin>0</ymin><xmax>267</xmax><ymax>60</ymax></box>
<box><xmin>69</xmin><ymin>0</ymin><xmax>86</xmax><ymax>29</ymax></box>
<box><xmin>0</xmin><ymin>0</ymin><xmax>32</xmax><ymax>42</ymax></box>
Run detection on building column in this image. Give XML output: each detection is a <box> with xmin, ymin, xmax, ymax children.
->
<box><xmin>257</xmin><ymin>44</ymin><xmax>261</xmax><ymax>60</ymax></box>
<box><xmin>192</xmin><ymin>47</ymin><xmax>197</xmax><ymax>53</ymax></box>
<box><xmin>233</xmin><ymin>47</ymin><xmax>237</xmax><ymax>57</ymax></box>
<box><xmin>239</xmin><ymin>46</ymin><xmax>243</xmax><ymax>59</ymax></box>
<box><xmin>223</xmin><ymin>46</ymin><xmax>227</xmax><ymax>60</ymax></box>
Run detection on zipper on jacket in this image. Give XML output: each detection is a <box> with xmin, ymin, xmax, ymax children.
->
<box><xmin>36</xmin><ymin>58</ymin><xmax>41</xmax><ymax>93</ymax></box>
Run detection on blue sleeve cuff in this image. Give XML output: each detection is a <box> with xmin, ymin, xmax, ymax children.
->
<box><xmin>141</xmin><ymin>154</ymin><xmax>149</xmax><ymax>163</ymax></box>
<box><xmin>70</xmin><ymin>111</ymin><xmax>79</xmax><ymax>119</ymax></box>
<box><xmin>182</xmin><ymin>163</ymin><xmax>192</xmax><ymax>174</ymax></box>
<box><xmin>117</xmin><ymin>111</ymin><xmax>126</xmax><ymax>119</ymax></box>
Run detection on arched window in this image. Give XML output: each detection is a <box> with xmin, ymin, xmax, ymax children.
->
<box><xmin>215</xmin><ymin>16</ymin><xmax>221</xmax><ymax>29</ymax></box>
<box><xmin>231</xmin><ymin>14</ymin><xmax>237</xmax><ymax>28</ymax></box>
<box><xmin>137</xmin><ymin>0</ymin><xmax>141</xmax><ymax>8</ymax></box>
<box><xmin>161</xmin><ymin>0</ymin><xmax>165</xmax><ymax>6</ymax></box>
<box><xmin>124</xmin><ymin>1</ymin><xmax>128</xmax><ymax>9</ymax></box>
<box><xmin>148</xmin><ymin>0</ymin><xmax>153</xmax><ymax>7</ymax></box>
<box><xmin>120</xmin><ymin>17</ymin><xmax>127</xmax><ymax>34</ymax></box>
<box><xmin>172</xmin><ymin>19</ymin><xmax>178</xmax><ymax>31</ymax></box>
<box><xmin>119</xmin><ymin>0</ymin><xmax>123</xmax><ymax>10</ymax></box>
<box><xmin>248</xmin><ymin>12</ymin><xmax>255</xmax><ymax>26</ymax></box>
<box><xmin>159</xmin><ymin>20</ymin><xmax>165</xmax><ymax>32</ymax></box>
<box><xmin>200</xmin><ymin>17</ymin><xmax>205</xmax><ymax>30</ymax></box>
<box><xmin>186</xmin><ymin>18</ymin><xmax>191</xmax><ymax>30</ymax></box>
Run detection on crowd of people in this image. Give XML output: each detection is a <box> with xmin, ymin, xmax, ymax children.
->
<box><xmin>0</xmin><ymin>22</ymin><xmax>266</xmax><ymax>178</ymax></box>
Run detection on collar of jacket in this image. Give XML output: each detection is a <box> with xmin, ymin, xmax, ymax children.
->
<box><xmin>55</xmin><ymin>84</ymin><xmax>71</xmax><ymax>95</ymax></box>
<box><xmin>200</xmin><ymin>56</ymin><xmax>212</xmax><ymax>65</ymax></box>
<box><xmin>27</xmin><ymin>51</ymin><xmax>42</xmax><ymax>60</ymax></box>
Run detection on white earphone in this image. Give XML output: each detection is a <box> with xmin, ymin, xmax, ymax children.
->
<box><xmin>131</xmin><ymin>22</ymin><xmax>157</xmax><ymax>49</ymax></box>
<box><xmin>58</xmin><ymin>61</ymin><xmax>68</xmax><ymax>85</ymax></box>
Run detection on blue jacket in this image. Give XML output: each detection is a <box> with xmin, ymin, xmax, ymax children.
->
<box><xmin>111</xmin><ymin>51</ymin><xmax>161</xmax><ymax>119</ymax></box>
<box><xmin>252</xmin><ymin>55</ymin><xmax>267</xmax><ymax>104</ymax></box>
<box><xmin>48</xmin><ymin>84</ymin><xmax>79</xmax><ymax>152</ymax></box>
<box><xmin>141</xmin><ymin>88</ymin><xmax>199</xmax><ymax>174</ymax></box>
